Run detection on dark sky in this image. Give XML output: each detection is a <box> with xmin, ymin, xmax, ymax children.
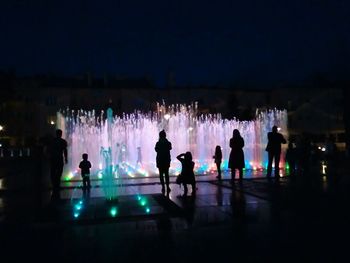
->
<box><xmin>1</xmin><ymin>0</ymin><xmax>349</xmax><ymax>86</ymax></box>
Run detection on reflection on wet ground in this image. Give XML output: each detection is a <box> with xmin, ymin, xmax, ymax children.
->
<box><xmin>1</xmin><ymin>165</ymin><xmax>350</xmax><ymax>262</ymax></box>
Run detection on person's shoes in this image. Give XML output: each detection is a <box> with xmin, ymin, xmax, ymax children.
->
<box><xmin>216</xmin><ymin>176</ymin><xmax>222</xmax><ymax>180</ymax></box>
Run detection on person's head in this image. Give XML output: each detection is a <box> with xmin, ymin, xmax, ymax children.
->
<box><xmin>56</xmin><ymin>129</ymin><xmax>63</xmax><ymax>138</ymax></box>
<box><xmin>82</xmin><ymin>153</ymin><xmax>88</xmax><ymax>160</ymax></box>
<box><xmin>185</xmin><ymin>151</ymin><xmax>192</xmax><ymax>161</ymax></box>
<box><xmin>233</xmin><ymin>129</ymin><xmax>240</xmax><ymax>138</ymax></box>
<box><xmin>272</xmin><ymin>126</ymin><xmax>278</xmax><ymax>133</ymax></box>
<box><xmin>215</xmin><ymin>145</ymin><xmax>221</xmax><ymax>153</ymax></box>
<box><xmin>159</xmin><ymin>130</ymin><xmax>166</xmax><ymax>139</ymax></box>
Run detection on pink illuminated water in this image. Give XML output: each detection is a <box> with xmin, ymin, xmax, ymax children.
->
<box><xmin>57</xmin><ymin>103</ymin><xmax>288</xmax><ymax>180</ymax></box>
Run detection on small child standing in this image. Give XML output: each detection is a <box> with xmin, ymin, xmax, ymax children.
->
<box><xmin>176</xmin><ymin>152</ymin><xmax>196</xmax><ymax>196</ymax></box>
<box><xmin>79</xmin><ymin>153</ymin><xmax>92</xmax><ymax>190</ymax></box>
<box><xmin>213</xmin><ymin>145</ymin><xmax>222</xmax><ymax>180</ymax></box>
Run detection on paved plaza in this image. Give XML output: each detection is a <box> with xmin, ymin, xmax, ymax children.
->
<box><xmin>1</xmin><ymin>165</ymin><xmax>350</xmax><ymax>262</ymax></box>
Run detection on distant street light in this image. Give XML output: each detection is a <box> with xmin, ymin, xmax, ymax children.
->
<box><xmin>0</xmin><ymin>125</ymin><xmax>3</xmax><ymax>131</ymax></box>
<box><xmin>50</xmin><ymin>121</ymin><xmax>55</xmax><ymax>125</ymax></box>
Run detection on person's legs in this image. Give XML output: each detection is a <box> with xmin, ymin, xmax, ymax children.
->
<box><xmin>238</xmin><ymin>168</ymin><xmax>243</xmax><ymax>180</ymax></box>
<box><xmin>86</xmin><ymin>174</ymin><xmax>91</xmax><ymax>190</ymax></box>
<box><xmin>231</xmin><ymin>168</ymin><xmax>236</xmax><ymax>181</ymax></box>
<box><xmin>183</xmin><ymin>184</ymin><xmax>188</xmax><ymax>196</ymax></box>
<box><xmin>164</xmin><ymin>169</ymin><xmax>170</xmax><ymax>193</ymax></box>
<box><xmin>216</xmin><ymin>163</ymin><xmax>221</xmax><ymax>180</ymax></box>
<box><xmin>191</xmin><ymin>183</ymin><xmax>196</xmax><ymax>195</ymax></box>
<box><xmin>267</xmin><ymin>152</ymin><xmax>274</xmax><ymax>177</ymax></box>
<box><xmin>57</xmin><ymin>163</ymin><xmax>63</xmax><ymax>187</ymax></box>
<box><xmin>159</xmin><ymin>168</ymin><xmax>165</xmax><ymax>193</ymax></box>
<box><xmin>51</xmin><ymin>164</ymin><xmax>62</xmax><ymax>200</ymax></box>
<box><xmin>275</xmin><ymin>152</ymin><xmax>281</xmax><ymax>177</ymax></box>
<box><xmin>82</xmin><ymin>176</ymin><xmax>87</xmax><ymax>189</ymax></box>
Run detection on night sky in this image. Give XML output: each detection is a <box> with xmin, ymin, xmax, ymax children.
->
<box><xmin>1</xmin><ymin>0</ymin><xmax>349</xmax><ymax>86</ymax></box>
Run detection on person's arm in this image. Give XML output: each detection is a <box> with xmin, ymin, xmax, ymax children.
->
<box><xmin>229</xmin><ymin>138</ymin><xmax>233</xmax><ymax>148</ymax></box>
<box><xmin>155</xmin><ymin>142</ymin><xmax>159</xmax><ymax>152</ymax></box>
<box><xmin>88</xmin><ymin>161</ymin><xmax>92</xmax><ymax>168</ymax></box>
<box><xmin>177</xmin><ymin>153</ymin><xmax>185</xmax><ymax>161</ymax></box>
<box><xmin>241</xmin><ymin>138</ymin><xmax>245</xmax><ymax>148</ymax></box>
<box><xmin>281</xmin><ymin>134</ymin><xmax>287</xmax><ymax>144</ymax></box>
<box><xmin>169</xmin><ymin>142</ymin><xmax>172</xmax><ymax>151</ymax></box>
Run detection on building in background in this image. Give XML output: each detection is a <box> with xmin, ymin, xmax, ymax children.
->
<box><xmin>0</xmin><ymin>72</ymin><xmax>346</xmax><ymax>151</ymax></box>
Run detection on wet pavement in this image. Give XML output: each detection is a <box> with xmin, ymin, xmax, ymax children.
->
<box><xmin>1</xmin><ymin>165</ymin><xmax>350</xmax><ymax>262</ymax></box>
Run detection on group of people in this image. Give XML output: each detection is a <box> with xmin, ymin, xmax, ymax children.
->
<box><xmin>49</xmin><ymin>125</ymin><xmax>287</xmax><ymax>199</ymax></box>
<box><xmin>155</xmin><ymin>125</ymin><xmax>287</xmax><ymax>196</ymax></box>
<box><xmin>155</xmin><ymin>130</ymin><xmax>196</xmax><ymax>196</ymax></box>
<box><xmin>212</xmin><ymin>126</ymin><xmax>287</xmax><ymax>183</ymax></box>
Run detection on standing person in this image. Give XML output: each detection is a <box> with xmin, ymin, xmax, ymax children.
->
<box><xmin>176</xmin><ymin>152</ymin><xmax>196</xmax><ymax>196</ymax></box>
<box><xmin>79</xmin><ymin>153</ymin><xmax>92</xmax><ymax>190</ymax></box>
<box><xmin>155</xmin><ymin>130</ymin><xmax>172</xmax><ymax>194</ymax></box>
<box><xmin>213</xmin><ymin>145</ymin><xmax>222</xmax><ymax>180</ymax></box>
<box><xmin>228</xmin><ymin>129</ymin><xmax>245</xmax><ymax>182</ymax></box>
<box><xmin>266</xmin><ymin>126</ymin><xmax>287</xmax><ymax>178</ymax></box>
<box><xmin>325</xmin><ymin>135</ymin><xmax>338</xmax><ymax>175</ymax></box>
<box><xmin>50</xmin><ymin>129</ymin><xmax>68</xmax><ymax>200</ymax></box>
<box><xmin>285</xmin><ymin>141</ymin><xmax>296</xmax><ymax>176</ymax></box>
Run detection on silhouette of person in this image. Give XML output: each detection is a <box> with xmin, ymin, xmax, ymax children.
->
<box><xmin>49</xmin><ymin>129</ymin><xmax>68</xmax><ymax>199</ymax></box>
<box><xmin>296</xmin><ymin>134</ymin><xmax>311</xmax><ymax>176</ymax></box>
<box><xmin>266</xmin><ymin>126</ymin><xmax>287</xmax><ymax>178</ymax></box>
<box><xmin>79</xmin><ymin>153</ymin><xmax>92</xmax><ymax>190</ymax></box>
<box><xmin>213</xmin><ymin>145</ymin><xmax>222</xmax><ymax>180</ymax></box>
<box><xmin>325</xmin><ymin>135</ymin><xmax>338</xmax><ymax>175</ymax></box>
<box><xmin>228</xmin><ymin>129</ymin><xmax>245</xmax><ymax>182</ymax></box>
<box><xmin>285</xmin><ymin>141</ymin><xmax>297</xmax><ymax>176</ymax></box>
<box><xmin>177</xmin><ymin>152</ymin><xmax>196</xmax><ymax>196</ymax></box>
<box><xmin>155</xmin><ymin>130</ymin><xmax>172</xmax><ymax>194</ymax></box>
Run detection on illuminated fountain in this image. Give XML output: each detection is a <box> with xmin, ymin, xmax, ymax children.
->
<box><xmin>57</xmin><ymin>103</ymin><xmax>288</xmax><ymax>181</ymax></box>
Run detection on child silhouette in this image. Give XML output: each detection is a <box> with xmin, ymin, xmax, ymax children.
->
<box><xmin>177</xmin><ymin>152</ymin><xmax>196</xmax><ymax>196</ymax></box>
<box><xmin>79</xmin><ymin>153</ymin><xmax>92</xmax><ymax>190</ymax></box>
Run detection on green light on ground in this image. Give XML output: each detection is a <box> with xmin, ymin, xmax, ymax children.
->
<box><xmin>74</xmin><ymin>212</ymin><xmax>79</xmax><ymax>218</ymax></box>
<box><xmin>140</xmin><ymin>199</ymin><xmax>147</xmax><ymax>206</ymax></box>
<box><xmin>145</xmin><ymin>207</ymin><xmax>150</xmax><ymax>213</ymax></box>
<box><xmin>110</xmin><ymin>207</ymin><xmax>118</xmax><ymax>217</ymax></box>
